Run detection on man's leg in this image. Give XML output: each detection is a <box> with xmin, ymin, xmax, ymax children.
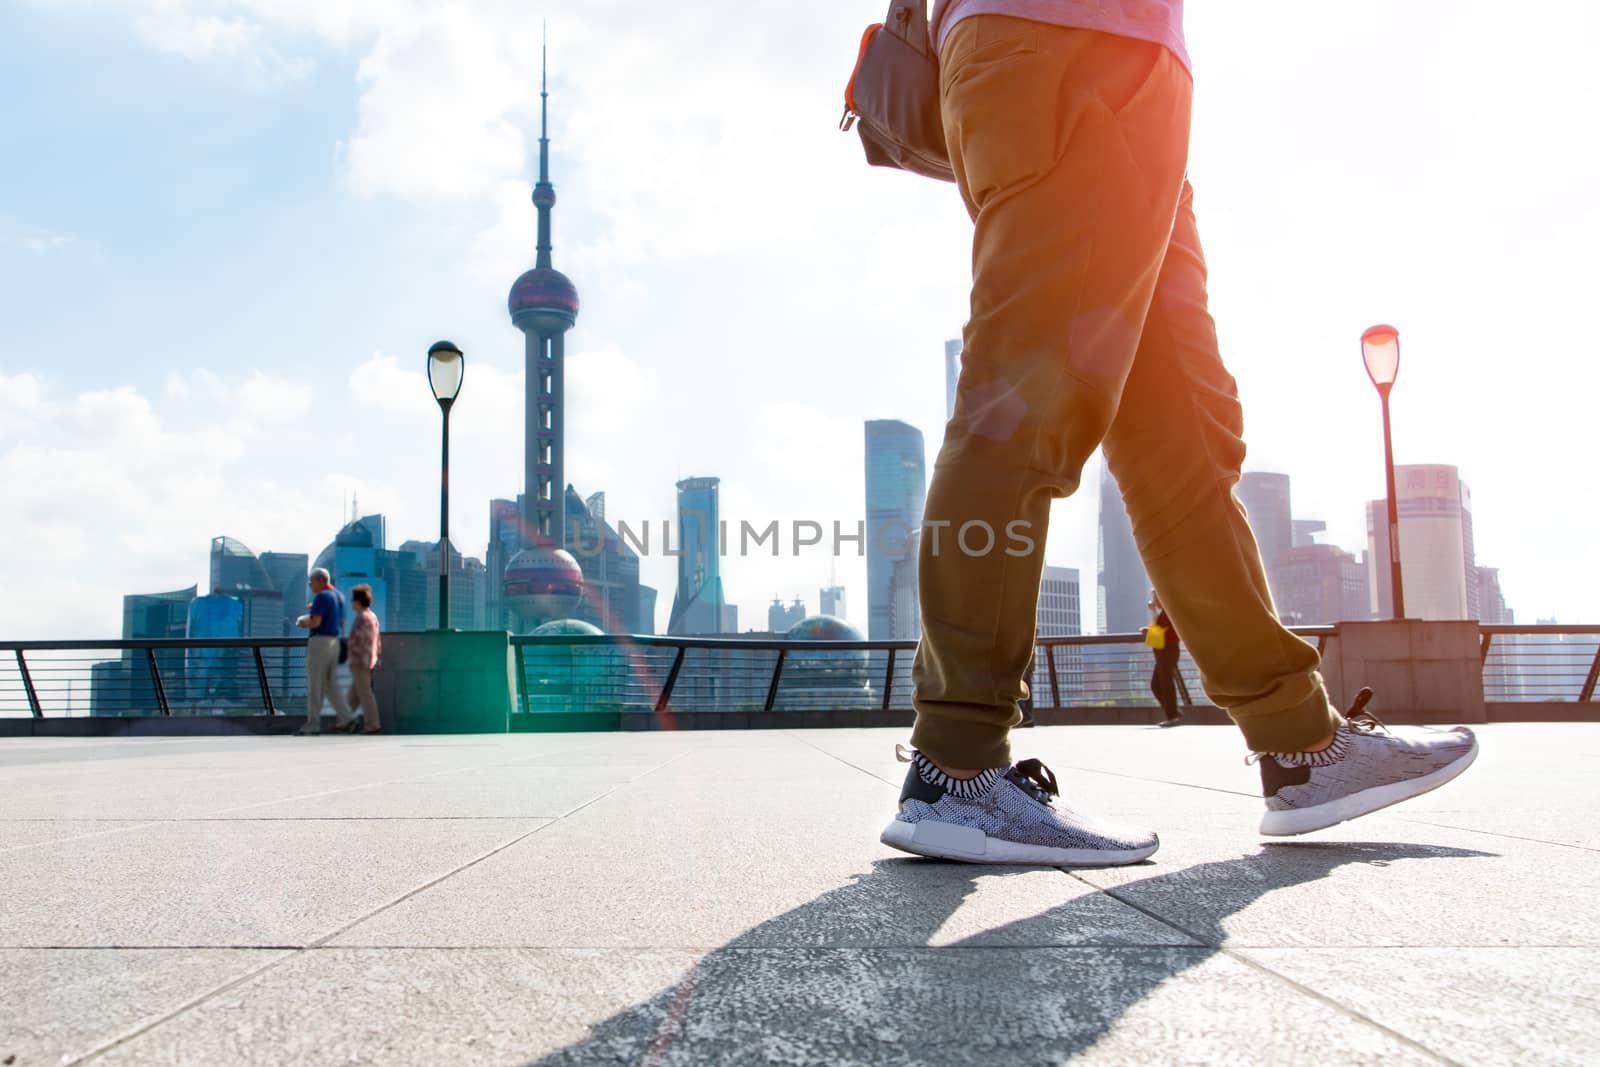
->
<box><xmin>911</xmin><ymin>18</ymin><xmax>1192</xmax><ymax>770</ymax></box>
<box><xmin>1104</xmin><ymin>183</ymin><xmax>1476</xmax><ymax>831</ymax></box>
<box><xmin>302</xmin><ymin>639</ymin><xmax>329</xmax><ymax>734</ymax></box>
<box><xmin>886</xmin><ymin>20</ymin><xmax>1190</xmax><ymax>865</ymax></box>
<box><xmin>1102</xmin><ymin>182</ymin><xmax>1341</xmax><ymax>751</ymax></box>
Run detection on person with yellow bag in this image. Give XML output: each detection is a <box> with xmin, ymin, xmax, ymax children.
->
<box><xmin>1143</xmin><ymin>590</ymin><xmax>1183</xmax><ymax>728</ymax></box>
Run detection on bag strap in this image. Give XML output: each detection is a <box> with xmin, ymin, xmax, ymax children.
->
<box><xmin>883</xmin><ymin>0</ymin><xmax>933</xmax><ymax>59</ymax></box>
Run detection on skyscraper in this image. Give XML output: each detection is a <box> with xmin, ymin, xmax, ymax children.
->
<box><xmin>96</xmin><ymin>584</ymin><xmax>197</xmax><ymax>717</ymax></box>
<box><xmin>484</xmin><ymin>497</ymin><xmax>523</xmax><ymax>630</ymax></box>
<box><xmin>1036</xmin><ymin>565</ymin><xmax>1082</xmax><ymax>638</ymax></box>
<box><xmin>1367</xmin><ymin>464</ymin><xmax>1476</xmax><ymax>620</ymax></box>
<box><xmin>122</xmin><ymin>585</ymin><xmax>196</xmax><ymax>642</ymax></box>
<box><xmin>1096</xmin><ymin>462</ymin><xmax>1148</xmax><ymax>634</ymax></box>
<box><xmin>1236</xmin><ymin>472</ymin><xmax>1293</xmax><ymax>580</ymax></box>
<box><xmin>1033</xmin><ymin>564</ymin><xmax>1082</xmax><ymax>706</ymax></box>
<box><xmin>564</xmin><ymin>486</ymin><xmax>645</xmax><ymax>634</ymax></box>
<box><xmin>944</xmin><ymin>339</ymin><xmax>962</xmax><ymax>421</ymax></box>
<box><xmin>314</xmin><ymin>519</ymin><xmax>428</xmax><ymax>632</ymax></box>
<box><xmin>1276</xmin><ymin>544</ymin><xmax>1371</xmax><ymax>624</ymax></box>
<box><xmin>1474</xmin><ymin>566</ymin><xmax>1513</xmax><ymax>624</ymax></box>
<box><xmin>259</xmin><ymin>552</ymin><xmax>308</xmax><ymax>635</ymax></box>
<box><xmin>668</xmin><ymin>476</ymin><xmax>730</xmax><ymax>635</ymax></box>
<box><xmin>399</xmin><ymin>539</ymin><xmax>487</xmax><ymax>631</ymax></box>
<box><xmin>865</xmin><ymin>419</ymin><xmax>926</xmax><ymax>640</ymax></box>
<box><xmin>209</xmin><ymin>537</ymin><xmax>284</xmax><ymax>639</ymax></box>
<box><xmin>768</xmin><ymin>597</ymin><xmax>807</xmax><ymax>633</ymax></box>
<box><xmin>820</xmin><ymin>584</ymin><xmax>847</xmax><ymax>621</ymax></box>
<box><xmin>508</xmin><ymin>41</ymin><xmax>579</xmax><ymax>550</ymax></box>
<box><xmin>888</xmin><ymin>530</ymin><xmax>921</xmax><ymax>640</ymax></box>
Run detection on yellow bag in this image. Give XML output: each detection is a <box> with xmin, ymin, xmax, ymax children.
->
<box><xmin>1144</xmin><ymin>624</ymin><xmax>1166</xmax><ymax>651</ymax></box>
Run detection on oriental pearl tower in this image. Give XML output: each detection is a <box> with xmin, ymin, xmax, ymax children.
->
<box><xmin>502</xmin><ymin>39</ymin><xmax>584</xmax><ymax>630</ymax></box>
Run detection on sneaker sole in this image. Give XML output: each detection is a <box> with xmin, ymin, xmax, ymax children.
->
<box><xmin>880</xmin><ymin>818</ymin><xmax>1158</xmax><ymax>867</ymax></box>
<box><xmin>1258</xmin><ymin>737</ymin><xmax>1479</xmax><ymax>836</ymax></box>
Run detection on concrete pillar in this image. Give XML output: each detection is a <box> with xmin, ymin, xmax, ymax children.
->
<box><xmin>1320</xmin><ymin>620</ymin><xmax>1485</xmax><ymax>724</ymax></box>
<box><xmin>370</xmin><ymin>630</ymin><xmax>515</xmax><ymax>733</ymax></box>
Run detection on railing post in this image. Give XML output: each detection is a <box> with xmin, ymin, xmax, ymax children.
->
<box><xmin>16</xmin><ymin>650</ymin><xmax>43</xmax><ymax>719</ymax></box>
<box><xmin>1580</xmin><ymin>644</ymin><xmax>1600</xmax><ymax>704</ymax></box>
<box><xmin>1046</xmin><ymin>644</ymin><xmax>1060</xmax><ymax>708</ymax></box>
<box><xmin>145</xmin><ymin>647</ymin><xmax>171</xmax><ymax>716</ymax></box>
<box><xmin>764</xmin><ymin>649</ymin><xmax>787</xmax><ymax>713</ymax></box>
<box><xmin>253</xmin><ymin>645</ymin><xmax>276</xmax><ymax>714</ymax></box>
<box><xmin>881</xmin><ymin>647</ymin><xmax>896</xmax><ymax>711</ymax></box>
<box><xmin>655</xmin><ymin>646</ymin><xmax>686</xmax><ymax>713</ymax></box>
<box><xmin>515</xmin><ymin>642</ymin><xmax>531</xmax><ymax>716</ymax></box>
<box><xmin>1175</xmin><ymin>658</ymin><xmax>1193</xmax><ymax>707</ymax></box>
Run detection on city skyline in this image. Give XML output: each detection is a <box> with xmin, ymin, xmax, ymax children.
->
<box><xmin>3</xmin><ymin>3</ymin><xmax>1594</xmax><ymax>638</ymax></box>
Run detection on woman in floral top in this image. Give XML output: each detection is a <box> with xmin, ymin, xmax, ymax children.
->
<box><xmin>342</xmin><ymin>583</ymin><xmax>383</xmax><ymax>734</ymax></box>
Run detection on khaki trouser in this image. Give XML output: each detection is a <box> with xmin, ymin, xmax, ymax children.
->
<box><xmin>305</xmin><ymin>635</ymin><xmax>350</xmax><ymax>732</ymax></box>
<box><xmin>347</xmin><ymin>666</ymin><xmax>380</xmax><ymax>732</ymax></box>
<box><xmin>910</xmin><ymin>17</ymin><xmax>1342</xmax><ymax>768</ymax></box>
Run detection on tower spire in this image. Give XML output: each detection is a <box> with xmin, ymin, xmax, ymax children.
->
<box><xmin>534</xmin><ymin>22</ymin><xmax>554</xmax><ymax>270</ymax></box>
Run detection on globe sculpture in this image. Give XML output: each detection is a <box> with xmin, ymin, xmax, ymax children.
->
<box><xmin>521</xmin><ymin>616</ymin><xmax>607</xmax><ymax>716</ymax></box>
<box><xmin>780</xmin><ymin>615</ymin><xmax>875</xmax><ymax>710</ymax></box>
<box><xmin>502</xmin><ymin>545</ymin><xmax>584</xmax><ymax>632</ymax></box>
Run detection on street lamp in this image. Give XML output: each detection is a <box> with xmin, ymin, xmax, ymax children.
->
<box><xmin>427</xmin><ymin>340</ymin><xmax>465</xmax><ymax>630</ymax></box>
<box><xmin>1361</xmin><ymin>324</ymin><xmax>1405</xmax><ymax>619</ymax></box>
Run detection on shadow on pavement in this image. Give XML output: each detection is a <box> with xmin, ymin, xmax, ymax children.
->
<box><xmin>524</xmin><ymin>841</ymin><xmax>1495</xmax><ymax>1065</ymax></box>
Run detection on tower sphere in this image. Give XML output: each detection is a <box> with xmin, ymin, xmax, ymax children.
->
<box><xmin>509</xmin><ymin>266</ymin><xmax>579</xmax><ymax>335</ymax></box>
<box><xmin>532</xmin><ymin>184</ymin><xmax>557</xmax><ymax>209</ymax></box>
<box><xmin>502</xmin><ymin>545</ymin><xmax>584</xmax><ymax>629</ymax></box>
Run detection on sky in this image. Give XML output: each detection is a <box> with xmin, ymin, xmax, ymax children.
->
<box><xmin>2</xmin><ymin>0</ymin><xmax>1598</xmax><ymax>639</ymax></box>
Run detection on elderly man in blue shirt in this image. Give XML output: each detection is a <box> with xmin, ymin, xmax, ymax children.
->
<box><xmin>295</xmin><ymin>567</ymin><xmax>351</xmax><ymax>736</ymax></box>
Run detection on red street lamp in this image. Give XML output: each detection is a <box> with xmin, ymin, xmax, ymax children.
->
<box><xmin>1361</xmin><ymin>324</ymin><xmax>1404</xmax><ymax>619</ymax></box>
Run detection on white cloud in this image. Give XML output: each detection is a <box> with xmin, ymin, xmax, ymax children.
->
<box><xmin>21</xmin><ymin>233</ymin><xmax>73</xmax><ymax>253</ymax></box>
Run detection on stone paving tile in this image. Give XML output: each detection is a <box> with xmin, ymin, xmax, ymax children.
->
<box><xmin>90</xmin><ymin>947</ymin><xmax>1432</xmax><ymax>1067</ymax></box>
<box><xmin>1239</xmin><ymin>947</ymin><xmax>1600</xmax><ymax>1067</ymax></box>
<box><xmin>0</xmin><ymin>949</ymin><xmax>286</xmax><ymax>1067</ymax></box>
<box><xmin>209</xmin><ymin>765</ymin><xmax>658</xmax><ymax>821</ymax></box>
<box><xmin>1380</xmin><ymin>810</ymin><xmax>1600</xmax><ymax>851</ymax></box>
<box><xmin>1069</xmin><ymin>821</ymin><xmax>1600</xmax><ymax>949</ymax></box>
<box><xmin>0</xmin><ymin>820</ymin><xmax>150</xmax><ymax>853</ymax></box>
<box><xmin>0</xmin><ymin>819</ymin><xmax>550</xmax><ymax>948</ymax></box>
<box><xmin>0</xmin><ymin>726</ymin><xmax>1592</xmax><ymax>1064</ymax></box>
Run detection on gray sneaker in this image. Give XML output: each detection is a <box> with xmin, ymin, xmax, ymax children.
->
<box><xmin>881</xmin><ymin>752</ymin><xmax>1159</xmax><ymax>866</ymax></box>
<box><xmin>1256</xmin><ymin>691</ymin><xmax>1478</xmax><ymax>836</ymax></box>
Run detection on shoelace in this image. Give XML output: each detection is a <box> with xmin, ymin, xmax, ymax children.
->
<box><xmin>1010</xmin><ymin>758</ymin><xmax>1060</xmax><ymax>805</ymax></box>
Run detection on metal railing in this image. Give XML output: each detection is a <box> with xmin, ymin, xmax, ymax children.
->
<box><xmin>1480</xmin><ymin>625</ymin><xmax>1600</xmax><ymax>703</ymax></box>
<box><xmin>505</xmin><ymin>631</ymin><xmax>1248</xmax><ymax>717</ymax></box>
<box><xmin>4</xmin><ymin>624</ymin><xmax>1597</xmax><ymax>722</ymax></box>
<box><xmin>0</xmin><ymin>638</ymin><xmax>309</xmax><ymax>719</ymax></box>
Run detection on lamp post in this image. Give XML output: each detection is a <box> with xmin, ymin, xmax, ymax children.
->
<box><xmin>1361</xmin><ymin>324</ymin><xmax>1405</xmax><ymax>619</ymax></box>
<box><xmin>427</xmin><ymin>341</ymin><xmax>465</xmax><ymax>630</ymax></box>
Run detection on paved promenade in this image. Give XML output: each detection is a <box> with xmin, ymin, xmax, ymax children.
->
<box><xmin>2</xmin><ymin>724</ymin><xmax>1595</xmax><ymax>1065</ymax></box>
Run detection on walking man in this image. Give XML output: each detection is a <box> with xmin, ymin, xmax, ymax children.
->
<box><xmin>295</xmin><ymin>567</ymin><xmax>350</xmax><ymax>736</ymax></box>
<box><xmin>882</xmin><ymin>1</ymin><xmax>1478</xmax><ymax>865</ymax></box>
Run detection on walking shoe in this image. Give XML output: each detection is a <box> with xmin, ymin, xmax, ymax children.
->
<box><xmin>293</xmin><ymin>725</ymin><xmax>320</xmax><ymax>736</ymax></box>
<box><xmin>1255</xmin><ymin>688</ymin><xmax>1478</xmax><ymax>836</ymax></box>
<box><xmin>881</xmin><ymin>749</ymin><xmax>1159</xmax><ymax>866</ymax></box>
<box><xmin>1158</xmin><ymin>715</ymin><xmax>1183</xmax><ymax>728</ymax></box>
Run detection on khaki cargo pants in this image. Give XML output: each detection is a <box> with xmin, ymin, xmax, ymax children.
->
<box><xmin>911</xmin><ymin>17</ymin><xmax>1343</xmax><ymax>768</ymax></box>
